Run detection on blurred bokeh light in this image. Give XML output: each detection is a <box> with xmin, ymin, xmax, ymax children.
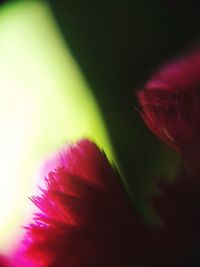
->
<box><xmin>0</xmin><ymin>0</ymin><xmax>114</xmax><ymax>252</ymax></box>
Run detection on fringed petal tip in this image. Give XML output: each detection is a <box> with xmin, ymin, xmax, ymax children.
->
<box><xmin>23</xmin><ymin>138</ymin><xmax>153</xmax><ymax>267</ymax></box>
<box><xmin>40</xmin><ymin>139</ymin><xmax>119</xmax><ymax>187</ymax></box>
<box><xmin>10</xmin><ymin>138</ymin><xmax>200</xmax><ymax>266</ymax></box>
<box><xmin>137</xmin><ymin>48</ymin><xmax>200</xmax><ymax>168</ymax></box>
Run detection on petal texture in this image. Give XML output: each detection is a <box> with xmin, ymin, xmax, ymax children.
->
<box><xmin>24</xmin><ymin>139</ymin><xmax>154</xmax><ymax>267</ymax></box>
<box><xmin>138</xmin><ymin>48</ymin><xmax>200</xmax><ymax>168</ymax></box>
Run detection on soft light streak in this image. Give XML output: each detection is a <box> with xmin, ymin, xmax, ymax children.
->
<box><xmin>0</xmin><ymin>0</ymin><xmax>114</xmax><ymax>252</ymax></box>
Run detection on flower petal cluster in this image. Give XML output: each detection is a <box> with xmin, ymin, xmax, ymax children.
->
<box><xmin>138</xmin><ymin>49</ymin><xmax>200</xmax><ymax>167</ymax></box>
<box><xmin>24</xmin><ymin>139</ymin><xmax>155</xmax><ymax>267</ymax></box>
<box><xmin>19</xmin><ymin>47</ymin><xmax>200</xmax><ymax>266</ymax></box>
<box><xmin>138</xmin><ymin>48</ymin><xmax>200</xmax><ymax>265</ymax></box>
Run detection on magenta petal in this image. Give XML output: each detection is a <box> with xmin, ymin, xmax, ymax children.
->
<box><xmin>23</xmin><ymin>139</ymin><xmax>158</xmax><ymax>267</ymax></box>
<box><xmin>138</xmin><ymin>48</ymin><xmax>200</xmax><ymax>169</ymax></box>
<box><xmin>0</xmin><ymin>256</ymin><xmax>11</xmax><ymax>267</ymax></box>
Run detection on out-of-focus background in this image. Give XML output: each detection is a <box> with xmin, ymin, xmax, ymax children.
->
<box><xmin>0</xmin><ymin>0</ymin><xmax>199</xmax><ymax>252</ymax></box>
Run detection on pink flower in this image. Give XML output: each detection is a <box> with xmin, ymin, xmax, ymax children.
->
<box><xmin>24</xmin><ymin>139</ymin><xmax>157</xmax><ymax>267</ymax></box>
<box><xmin>137</xmin><ymin>48</ymin><xmax>200</xmax><ymax>170</ymax></box>
<box><xmin>138</xmin><ymin>47</ymin><xmax>200</xmax><ymax>264</ymax></box>
<box><xmin>21</xmin><ymin>138</ymin><xmax>200</xmax><ymax>265</ymax></box>
<box><xmin>17</xmin><ymin>47</ymin><xmax>200</xmax><ymax>266</ymax></box>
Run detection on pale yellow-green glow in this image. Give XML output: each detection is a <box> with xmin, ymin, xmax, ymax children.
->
<box><xmin>0</xmin><ymin>1</ymin><xmax>115</xmax><ymax>252</ymax></box>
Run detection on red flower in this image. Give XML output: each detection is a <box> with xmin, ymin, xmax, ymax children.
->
<box><xmin>24</xmin><ymin>139</ymin><xmax>157</xmax><ymax>267</ymax></box>
<box><xmin>138</xmin><ymin>48</ymin><xmax>200</xmax><ymax>169</ymax></box>
<box><xmin>138</xmin><ymin>47</ymin><xmax>200</xmax><ymax>264</ymax></box>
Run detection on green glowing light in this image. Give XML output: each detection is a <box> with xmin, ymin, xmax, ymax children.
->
<box><xmin>0</xmin><ymin>0</ymin><xmax>115</xmax><ymax>252</ymax></box>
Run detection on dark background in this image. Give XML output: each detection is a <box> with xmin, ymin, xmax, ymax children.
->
<box><xmin>49</xmin><ymin>0</ymin><xmax>199</xmax><ymax>220</ymax></box>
